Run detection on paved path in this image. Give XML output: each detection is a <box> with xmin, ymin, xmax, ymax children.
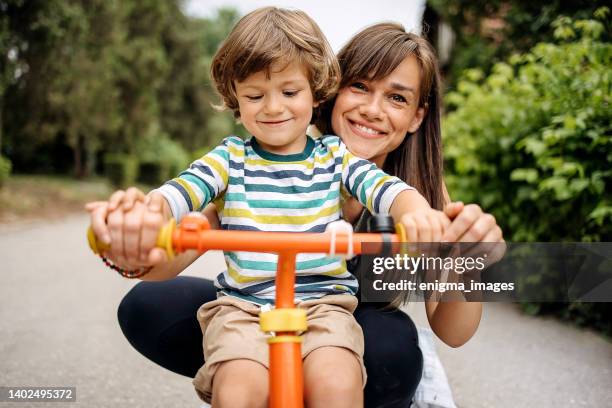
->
<box><xmin>1</xmin><ymin>215</ymin><xmax>610</xmax><ymax>407</ymax></box>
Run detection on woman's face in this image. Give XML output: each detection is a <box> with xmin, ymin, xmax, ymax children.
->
<box><xmin>331</xmin><ymin>55</ymin><xmax>425</xmax><ymax>167</ymax></box>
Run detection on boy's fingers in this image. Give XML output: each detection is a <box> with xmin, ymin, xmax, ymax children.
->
<box><xmin>402</xmin><ymin>215</ymin><xmax>418</xmax><ymax>243</ymax></box>
<box><xmin>141</xmin><ymin>207</ymin><xmax>165</xmax><ymax>262</ymax></box>
<box><xmin>123</xmin><ymin>203</ymin><xmax>145</xmax><ymax>261</ymax></box>
<box><xmin>148</xmin><ymin>248</ymin><xmax>168</xmax><ymax>265</ymax></box>
<box><xmin>147</xmin><ymin>192</ymin><xmax>164</xmax><ymax>212</ymax></box>
<box><xmin>414</xmin><ymin>215</ymin><xmax>432</xmax><ymax>243</ymax></box>
<box><xmin>108</xmin><ymin>190</ymin><xmax>126</xmax><ymax>211</ymax></box>
<box><xmin>427</xmin><ymin>212</ymin><xmax>442</xmax><ymax>242</ymax></box>
<box><xmin>107</xmin><ymin>208</ymin><xmax>126</xmax><ymax>262</ymax></box>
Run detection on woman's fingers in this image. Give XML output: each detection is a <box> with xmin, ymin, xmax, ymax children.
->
<box><xmin>443</xmin><ymin>201</ymin><xmax>464</xmax><ymax>220</ymax></box>
<box><xmin>441</xmin><ymin>203</ymin><xmax>482</xmax><ymax>242</ymax></box>
<box><xmin>122</xmin><ymin>187</ymin><xmax>146</xmax><ymax>211</ymax></box>
<box><xmin>87</xmin><ymin>201</ymin><xmax>112</xmax><ymax>245</ymax></box>
<box><xmin>459</xmin><ymin>212</ymin><xmax>497</xmax><ymax>243</ymax></box>
<box><xmin>108</xmin><ymin>190</ymin><xmax>126</xmax><ymax>211</ymax></box>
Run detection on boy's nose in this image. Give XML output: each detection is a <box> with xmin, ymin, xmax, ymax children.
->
<box><xmin>263</xmin><ymin>95</ymin><xmax>284</xmax><ymax>115</ymax></box>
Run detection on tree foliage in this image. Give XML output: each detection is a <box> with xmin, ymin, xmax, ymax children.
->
<box><xmin>1</xmin><ymin>0</ymin><xmax>242</xmax><ymax>178</ymax></box>
<box><xmin>444</xmin><ymin>10</ymin><xmax>611</xmax><ymax>242</ymax></box>
<box><xmin>428</xmin><ymin>0</ymin><xmax>611</xmax><ymax>89</ymax></box>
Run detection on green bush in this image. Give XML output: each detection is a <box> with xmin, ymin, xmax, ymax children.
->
<box><xmin>443</xmin><ymin>11</ymin><xmax>611</xmax><ymax>333</ymax></box>
<box><xmin>104</xmin><ymin>154</ymin><xmax>139</xmax><ymax>188</ymax></box>
<box><xmin>0</xmin><ymin>156</ymin><xmax>12</xmax><ymax>187</ymax></box>
<box><xmin>444</xmin><ymin>11</ymin><xmax>611</xmax><ymax>242</ymax></box>
<box><xmin>136</xmin><ymin>135</ymin><xmax>190</xmax><ymax>185</ymax></box>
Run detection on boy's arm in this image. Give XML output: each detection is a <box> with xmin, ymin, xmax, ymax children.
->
<box><xmin>156</xmin><ymin>137</ymin><xmax>233</xmax><ymax>222</ymax></box>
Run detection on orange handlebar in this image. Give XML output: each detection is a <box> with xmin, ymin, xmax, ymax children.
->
<box><xmin>88</xmin><ymin>212</ymin><xmax>403</xmax><ymax>258</ymax></box>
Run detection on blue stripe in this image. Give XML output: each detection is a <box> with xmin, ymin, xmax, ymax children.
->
<box><xmin>191</xmin><ymin>163</ymin><xmax>215</xmax><ymax>178</ymax></box>
<box><xmin>167</xmin><ymin>180</ymin><xmax>193</xmax><ymax>211</ymax></box>
<box><xmin>181</xmin><ymin>173</ymin><xmax>215</xmax><ymax>209</ymax></box>
<box><xmin>373</xmin><ymin>180</ymin><xmax>395</xmax><ymax>213</ymax></box>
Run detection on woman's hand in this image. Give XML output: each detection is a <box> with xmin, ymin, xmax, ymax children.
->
<box><xmin>442</xmin><ymin>202</ymin><xmax>505</xmax><ymax>264</ymax></box>
<box><xmin>442</xmin><ymin>202</ymin><xmax>503</xmax><ymax>243</ymax></box>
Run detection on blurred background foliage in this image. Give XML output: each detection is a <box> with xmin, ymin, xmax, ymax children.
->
<box><xmin>1</xmin><ymin>1</ymin><xmax>610</xmax><ymax>331</ymax></box>
<box><xmin>0</xmin><ymin>0</ymin><xmax>245</xmax><ymax>185</ymax></box>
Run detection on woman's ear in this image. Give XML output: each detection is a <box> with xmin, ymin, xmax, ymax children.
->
<box><xmin>408</xmin><ymin>106</ymin><xmax>426</xmax><ymax>133</ymax></box>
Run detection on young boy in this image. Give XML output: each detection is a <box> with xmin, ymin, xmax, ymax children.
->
<box><xmin>91</xmin><ymin>7</ymin><xmax>448</xmax><ymax>407</ymax></box>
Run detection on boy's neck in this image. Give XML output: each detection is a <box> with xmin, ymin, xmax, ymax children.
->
<box><xmin>251</xmin><ymin>136</ymin><xmax>314</xmax><ymax>162</ymax></box>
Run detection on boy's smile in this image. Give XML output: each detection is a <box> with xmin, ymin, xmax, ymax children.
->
<box><xmin>235</xmin><ymin>61</ymin><xmax>318</xmax><ymax>155</ymax></box>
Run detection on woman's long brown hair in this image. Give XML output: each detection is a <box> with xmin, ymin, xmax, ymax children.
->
<box><xmin>315</xmin><ymin>22</ymin><xmax>445</xmax><ymax>210</ymax></box>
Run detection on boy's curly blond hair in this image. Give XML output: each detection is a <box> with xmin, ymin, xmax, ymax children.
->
<box><xmin>210</xmin><ymin>7</ymin><xmax>340</xmax><ymax>118</ymax></box>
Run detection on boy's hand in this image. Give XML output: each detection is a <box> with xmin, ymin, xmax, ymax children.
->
<box><xmin>399</xmin><ymin>209</ymin><xmax>451</xmax><ymax>242</ymax></box>
<box><xmin>105</xmin><ymin>193</ymin><xmax>169</xmax><ymax>270</ymax></box>
<box><xmin>85</xmin><ymin>187</ymin><xmax>147</xmax><ymax>245</ymax></box>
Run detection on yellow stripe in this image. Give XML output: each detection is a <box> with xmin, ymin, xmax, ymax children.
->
<box><xmin>175</xmin><ymin>178</ymin><xmax>201</xmax><ymax>210</ymax></box>
<box><xmin>202</xmin><ymin>156</ymin><xmax>228</xmax><ymax>186</ymax></box>
<box><xmin>245</xmin><ymin>152</ymin><xmax>335</xmax><ymax>168</ymax></box>
<box><xmin>224</xmin><ymin>204</ymin><xmax>340</xmax><ymax>224</ymax></box>
<box><xmin>227</xmin><ymin>264</ymin><xmax>271</xmax><ymax>284</ymax></box>
<box><xmin>320</xmin><ymin>265</ymin><xmax>348</xmax><ymax>276</ymax></box>
<box><xmin>227</xmin><ymin>145</ymin><xmax>245</xmax><ymax>158</ymax></box>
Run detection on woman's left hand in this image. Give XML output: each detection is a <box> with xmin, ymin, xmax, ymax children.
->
<box><xmin>442</xmin><ymin>202</ymin><xmax>505</xmax><ymax>265</ymax></box>
<box><xmin>442</xmin><ymin>202</ymin><xmax>503</xmax><ymax>243</ymax></box>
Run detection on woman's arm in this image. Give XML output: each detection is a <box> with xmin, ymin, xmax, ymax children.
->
<box><xmin>423</xmin><ymin>185</ymin><xmax>504</xmax><ymax>347</ymax></box>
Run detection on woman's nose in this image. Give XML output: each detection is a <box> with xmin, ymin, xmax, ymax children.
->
<box><xmin>358</xmin><ymin>94</ymin><xmax>384</xmax><ymax>120</ymax></box>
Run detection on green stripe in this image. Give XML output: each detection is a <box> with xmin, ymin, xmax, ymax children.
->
<box><xmin>229</xmin><ymin>175</ymin><xmax>341</xmax><ymax>193</ymax></box>
<box><xmin>182</xmin><ymin>174</ymin><xmax>212</xmax><ymax>204</ymax></box>
<box><xmin>360</xmin><ymin>173</ymin><xmax>384</xmax><ymax>208</ymax></box>
<box><xmin>224</xmin><ymin>191</ymin><xmax>339</xmax><ymax>209</ymax></box>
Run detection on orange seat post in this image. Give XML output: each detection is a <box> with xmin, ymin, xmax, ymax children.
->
<box><xmin>269</xmin><ymin>251</ymin><xmax>303</xmax><ymax>408</ymax></box>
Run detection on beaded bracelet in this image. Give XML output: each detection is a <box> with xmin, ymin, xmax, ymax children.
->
<box><xmin>99</xmin><ymin>255</ymin><xmax>153</xmax><ymax>279</ymax></box>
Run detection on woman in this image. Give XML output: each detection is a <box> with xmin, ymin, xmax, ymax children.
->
<box><xmin>89</xmin><ymin>23</ymin><xmax>503</xmax><ymax>407</ymax></box>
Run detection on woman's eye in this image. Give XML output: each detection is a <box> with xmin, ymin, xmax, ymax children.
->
<box><xmin>350</xmin><ymin>82</ymin><xmax>368</xmax><ymax>92</ymax></box>
<box><xmin>390</xmin><ymin>94</ymin><xmax>407</xmax><ymax>104</ymax></box>
<box><xmin>283</xmin><ymin>90</ymin><xmax>299</xmax><ymax>97</ymax></box>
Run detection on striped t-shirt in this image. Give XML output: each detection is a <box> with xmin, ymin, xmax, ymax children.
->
<box><xmin>157</xmin><ymin>135</ymin><xmax>412</xmax><ymax>304</ymax></box>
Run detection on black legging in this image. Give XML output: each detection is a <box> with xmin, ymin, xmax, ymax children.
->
<box><xmin>118</xmin><ymin>276</ymin><xmax>423</xmax><ymax>407</ymax></box>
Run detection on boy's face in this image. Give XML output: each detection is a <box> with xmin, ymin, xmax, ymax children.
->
<box><xmin>235</xmin><ymin>61</ymin><xmax>318</xmax><ymax>155</ymax></box>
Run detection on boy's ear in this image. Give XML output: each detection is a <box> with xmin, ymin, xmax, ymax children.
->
<box><xmin>313</xmin><ymin>100</ymin><xmax>320</xmax><ymax>108</ymax></box>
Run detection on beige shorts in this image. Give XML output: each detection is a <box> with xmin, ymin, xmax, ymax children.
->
<box><xmin>193</xmin><ymin>294</ymin><xmax>365</xmax><ymax>403</ymax></box>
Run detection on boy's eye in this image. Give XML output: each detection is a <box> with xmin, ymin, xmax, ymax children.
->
<box><xmin>283</xmin><ymin>90</ymin><xmax>299</xmax><ymax>97</ymax></box>
<box><xmin>245</xmin><ymin>95</ymin><xmax>263</xmax><ymax>101</ymax></box>
<box><xmin>390</xmin><ymin>94</ymin><xmax>407</xmax><ymax>104</ymax></box>
<box><xmin>350</xmin><ymin>82</ymin><xmax>368</xmax><ymax>92</ymax></box>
